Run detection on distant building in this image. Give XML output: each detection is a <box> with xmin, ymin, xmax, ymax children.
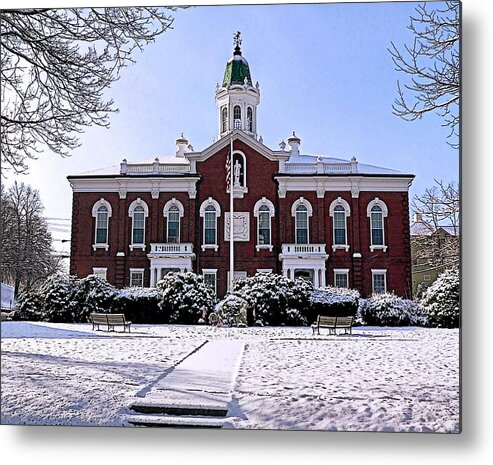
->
<box><xmin>410</xmin><ymin>213</ymin><xmax>459</xmax><ymax>295</ymax></box>
<box><xmin>68</xmin><ymin>36</ymin><xmax>415</xmax><ymax>298</ymax></box>
<box><xmin>1</xmin><ymin>283</ymin><xmax>16</xmax><ymax>311</ymax></box>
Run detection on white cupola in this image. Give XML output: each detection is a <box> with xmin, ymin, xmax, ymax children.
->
<box><xmin>215</xmin><ymin>32</ymin><xmax>260</xmax><ymax>140</ymax></box>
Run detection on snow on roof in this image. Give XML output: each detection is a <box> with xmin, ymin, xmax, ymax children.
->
<box><xmin>410</xmin><ymin>222</ymin><xmax>459</xmax><ymax>236</ymax></box>
<box><xmin>286</xmin><ymin>153</ymin><xmax>406</xmax><ymax>175</ymax></box>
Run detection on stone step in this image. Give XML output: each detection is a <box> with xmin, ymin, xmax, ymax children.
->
<box><xmin>129</xmin><ymin>401</ymin><xmax>228</xmax><ymax>417</ymax></box>
<box><xmin>127</xmin><ymin>414</ymin><xmax>229</xmax><ymax>429</ymax></box>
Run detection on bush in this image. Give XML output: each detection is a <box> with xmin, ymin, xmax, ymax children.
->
<box><xmin>14</xmin><ymin>273</ymin><xmax>79</xmax><ymax>323</ymax></box>
<box><xmin>156</xmin><ymin>272</ymin><xmax>216</xmax><ymax>324</ymax></box>
<box><xmin>357</xmin><ymin>292</ymin><xmax>427</xmax><ymax>326</ymax></box>
<box><xmin>113</xmin><ymin>287</ymin><xmax>163</xmax><ymax>324</ymax></box>
<box><xmin>421</xmin><ymin>268</ymin><xmax>459</xmax><ymax>328</ymax></box>
<box><xmin>309</xmin><ymin>286</ymin><xmax>360</xmax><ymax>322</ymax></box>
<box><xmin>231</xmin><ymin>273</ymin><xmax>313</xmax><ymax>326</ymax></box>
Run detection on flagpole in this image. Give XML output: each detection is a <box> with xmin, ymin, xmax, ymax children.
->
<box><xmin>229</xmin><ymin>132</ymin><xmax>234</xmax><ymax>292</ymax></box>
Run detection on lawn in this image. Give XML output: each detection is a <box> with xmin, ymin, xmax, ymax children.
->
<box><xmin>0</xmin><ymin>322</ymin><xmax>459</xmax><ymax>432</ymax></box>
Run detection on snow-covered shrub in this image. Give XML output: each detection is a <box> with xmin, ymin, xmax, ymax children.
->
<box><xmin>72</xmin><ymin>274</ymin><xmax>119</xmax><ymax>321</ymax></box>
<box><xmin>309</xmin><ymin>286</ymin><xmax>360</xmax><ymax>322</ymax></box>
<box><xmin>210</xmin><ymin>294</ymin><xmax>248</xmax><ymax>326</ymax></box>
<box><xmin>415</xmin><ymin>282</ymin><xmax>429</xmax><ymax>300</ymax></box>
<box><xmin>421</xmin><ymin>268</ymin><xmax>459</xmax><ymax>328</ymax></box>
<box><xmin>231</xmin><ymin>273</ymin><xmax>313</xmax><ymax>326</ymax></box>
<box><xmin>156</xmin><ymin>272</ymin><xmax>216</xmax><ymax>324</ymax></box>
<box><xmin>113</xmin><ymin>287</ymin><xmax>163</xmax><ymax>323</ymax></box>
<box><xmin>358</xmin><ymin>292</ymin><xmax>427</xmax><ymax>326</ymax></box>
<box><xmin>14</xmin><ymin>273</ymin><xmax>80</xmax><ymax>322</ymax></box>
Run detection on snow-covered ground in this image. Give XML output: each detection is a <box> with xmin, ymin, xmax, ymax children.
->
<box><xmin>0</xmin><ymin>322</ymin><xmax>459</xmax><ymax>432</ymax></box>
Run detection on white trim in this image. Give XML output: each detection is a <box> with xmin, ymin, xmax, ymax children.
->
<box><xmin>292</xmin><ymin>197</ymin><xmax>312</xmax><ymax>245</ymax></box>
<box><xmin>256</xmin><ymin>269</ymin><xmax>273</xmax><ymax>273</ymax></box>
<box><xmin>200</xmin><ymin>197</ymin><xmax>220</xmax><ymax>251</ymax></box>
<box><xmin>164</xmin><ymin>198</ymin><xmax>184</xmax><ymax>244</ymax></box>
<box><xmin>254</xmin><ymin>197</ymin><xmax>275</xmax><ymax>250</ymax></box>
<box><xmin>92</xmin><ymin>198</ymin><xmax>111</xmax><ymax>251</ymax></box>
<box><xmin>333</xmin><ymin>268</ymin><xmax>349</xmax><ymax>288</ymax></box>
<box><xmin>202</xmin><ymin>268</ymin><xmax>218</xmax><ymax>295</ymax></box>
<box><xmin>329</xmin><ymin>197</ymin><xmax>350</xmax><ymax>252</ymax></box>
<box><xmin>92</xmin><ymin>267</ymin><xmax>107</xmax><ymax>280</ymax></box>
<box><xmin>129</xmin><ymin>268</ymin><xmax>145</xmax><ymax>287</ymax></box>
<box><xmin>163</xmin><ymin>198</ymin><xmax>185</xmax><ymax>218</ymax></box>
<box><xmin>367</xmin><ymin>197</ymin><xmax>388</xmax><ymax>252</ymax></box>
<box><xmin>371</xmin><ymin>269</ymin><xmax>387</xmax><ymax>294</ymax></box>
<box><xmin>128</xmin><ymin>198</ymin><xmax>148</xmax><ymax>251</ymax></box>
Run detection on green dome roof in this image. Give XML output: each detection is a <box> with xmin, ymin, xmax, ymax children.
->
<box><xmin>222</xmin><ymin>45</ymin><xmax>252</xmax><ymax>86</ymax></box>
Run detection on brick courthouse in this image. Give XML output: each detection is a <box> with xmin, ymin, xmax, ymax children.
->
<box><xmin>68</xmin><ymin>37</ymin><xmax>415</xmax><ymax>298</ymax></box>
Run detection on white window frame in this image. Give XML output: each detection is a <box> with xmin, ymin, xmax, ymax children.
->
<box><xmin>371</xmin><ymin>269</ymin><xmax>387</xmax><ymax>294</ymax></box>
<box><xmin>221</xmin><ymin>106</ymin><xmax>228</xmax><ymax>134</ymax></box>
<box><xmin>129</xmin><ymin>268</ymin><xmax>145</xmax><ymax>287</ymax></box>
<box><xmin>227</xmin><ymin>271</ymin><xmax>247</xmax><ymax>287</ymax></box>
<box><xmin>233</xmin><ymin>105</ymin><xmax>242</xmax><ymax>129</ymax></box>
<box><xmin>291</xmin><ymin>197</ymin><xmax>313</xmax><ymax>245</ymax></box>
<box><xmin>253</xmin><ymin>197</ymin><xmax>275</xmax><ymax>251</ymax></box>
<box><xmin>256</xmin><ymin>269</ymin><xmax>273</xmax><ymax>274</ymax></box>
<box><xmin>367</xmin><ymin>197</ymin><xmax>388</xmax><ymax>252</ymax></box>
<box><xmin>333</xmin><ymin>268</ymin><xmax>349</xmax><ymax>288</ymax></box>
<box><xmin>247</xmin><ymin>106</ymin><xmax>253</xmax><ymax>132</ymax></box>
<box><xmin>424</xmin><ymin>274</ymin><xmax>431</xmax><ymax>281</ymax></box>
<box><xmin>200</xmin><ymin>198</ymin><xmax>221</xmax><ymax>251</ymax></box>
<box><xmin>128</xmin><ymin>198</ymin><xmax>149</xmax><ymax>251</ymax></box>
<box><xmin>92</xmin><ymin>267</ymin><xmax>107</xmax><ymax>280</ymax></box>
<box><xmin>92</xmin><ymin>198</ymin><xmax>112</xmax><ymax>251</ymax></box>
<box><xmin>202</xmin><ymin>268</ymin><xmax>218</xmax><ymax>295</ymax></box>
<box><xmin>329</xmin><ymin>197</ymin><xmax>351</xmax><ymax>252</ymax></box>
<box><xmin>163</xmin><ymin>198</ymin><xmax>185</xmax><ymax>244</ymax></box>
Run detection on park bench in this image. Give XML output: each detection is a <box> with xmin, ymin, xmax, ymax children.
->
<box><xmin>312</xmin><ymin>315</ymin><xmax>354</xmax><ymax>335</ymax></box>
<box><xmin>90</xmin><ymin>313</ymin><xmax>132</xmax><ymax>333</ymax></box>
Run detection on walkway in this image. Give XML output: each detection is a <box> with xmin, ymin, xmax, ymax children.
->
<box><xmin>127</xmin><ymin>339</ymin><xmax>245</xmax><ymax>428</ymax></box>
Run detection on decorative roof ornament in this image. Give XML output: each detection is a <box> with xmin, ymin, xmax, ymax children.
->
<box><xmin>279</xmin><ymin>140</ymin><xmax>286</xmax><ymax>151</ymax></box>
<box><xmin>233</xmin><ymin>31</ymin><xmax>242</xmax><ymax>54</ymax></box>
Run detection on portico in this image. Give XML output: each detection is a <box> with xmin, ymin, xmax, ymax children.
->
<box><xmin>279</xmin><ymin>244</ymin><xmax>329</xmax><ymax>288</ymax></box>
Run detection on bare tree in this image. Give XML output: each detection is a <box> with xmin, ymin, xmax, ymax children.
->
<box><xmin>0</xmin><ymin>7</ymin><xmax>178</xmax><ymax>174</ymax></box>
<box><xmin>389</xmin><ymin>2</ymin><xmax>459</xmax><ymax>148</ymax></box>
<box><xmin>411</xmin><ymin>179</ymin><xmax>459</xmax><ymax>272</ymax></box>
<box><xmin>1</xmin><ymin>181</ymin><xmax>60</xmax><ymax>297</ymax></box>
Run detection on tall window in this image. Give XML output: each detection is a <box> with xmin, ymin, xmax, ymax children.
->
<box><xmin>258</xmin><ymin>205</ymin><xmax>271</xmax><ymax>245</ymax></box>
<box><xmin>132</xmin><ymin>206</ymin><xmax>145</xmax><ymax>245</ymax></box>
<box><xmin>92</xmin><ymin>199</ymin><xmax>112</xmax><ymax>250</ymax></box>
<box><xmin>130</xmin><ymin>269</ymin><xmax>144</xmax><ymax>287</ymax></box>
<box><xmin>333</xmin><ymin>205</ymin><xmax>347</xmax><ymax>245</ymax></box>
<box><xmin>96</xmin><ymin>206</ymin><xmax>108</xmax><ymax>244</ymax></box>
<box><xmin>167</xmin><ymin>205</ymin><xmax>180</xmax><ymax>243</ymax></box>
<box><xmin>204</xmin><ymin>205</ymin><xmax>217</xmax><ymax>245</ymax></box>
<box><xmin>367</xmin><ymin>198</ymin><xmax>388</xmax><ymax>252</ymax></box>
<box><xmin>334</xmin><ymin>269</ymin><xmax>349</xmax><ymax>288</ymax></box>
<box><xmin>234</xmin><ymin>105</ymin><xmax>241</xmax><ymax>129</ymax></box>
<box><xmin>221</xmin><ymin>106</ymin><xmax>228</xmax><ymax>133</ymax></box>
<box><xmin>295</xmin><ymin>204</ymin><xmax>309</xmax><ymax>244</ymax></box>
<box><xmin>370</xmin><ymin>205</ymin><xmax>384</xmax><ymax>246</ymax></box>
<box><xmin>247</xmin><ymin>107</ymin><xmax>253</xmax><ymax>132</ymax></box>
<box><xmin>203</xmin><ymin>269</ymin><xmax>217</xmax><ymax>295</ymax></box>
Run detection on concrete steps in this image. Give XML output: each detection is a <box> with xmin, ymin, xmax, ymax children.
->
<box><xmin>126</xmin><ymin>340</ymin><xmax>245</xmax><ymax>428</ymax></box>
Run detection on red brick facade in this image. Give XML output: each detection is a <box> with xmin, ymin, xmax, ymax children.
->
<box><xmin>68</xmin><ymin>133</ymin><xmax>413</xmax><ymax>298</ymax></box>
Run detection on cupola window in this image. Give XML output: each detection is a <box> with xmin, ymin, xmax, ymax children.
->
<box><xmin>247</xmin><ymin>107</ymin><xmax>253</xmax><ymax>132</ymax></box>
<box><xmin>234</xmin><ymin>105</ymin><xmax>242</xmax><ymax>129</ymax></box>
<box><xmin>221</xmin><ymin>106</ymin><xmax>228</xmax><ymax>133</ymax></box>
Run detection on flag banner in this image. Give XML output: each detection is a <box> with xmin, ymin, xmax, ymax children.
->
<box><xmin>226</xmin><ymin>149</ymin><xmax>231</xmax><ymax>191</ymax></box>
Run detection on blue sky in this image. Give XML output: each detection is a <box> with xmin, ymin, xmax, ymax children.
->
<box><xmin>6</xmin><ymin>2</ymin><xmax>459</xmax><ymax>221</ymax></box>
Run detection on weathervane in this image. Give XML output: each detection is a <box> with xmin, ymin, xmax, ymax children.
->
<box><xmin>234</xmin><ymin>31</ymin><xmax>242</xmax><ymax>48</ymax></box>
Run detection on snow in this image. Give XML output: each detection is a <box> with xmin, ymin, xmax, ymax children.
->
<box><xmin>1</xmin><ymin>322</ymin><xmax>459</xmax><ymax>432</ymax></box>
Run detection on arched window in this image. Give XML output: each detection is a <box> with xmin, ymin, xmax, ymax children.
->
<box><xmin>200</xmin><ymin>198</ymin><xmax>221</xmax><ymax>251</ymax></box>
<box><xmin>234</xmin><ymin>105</ymin><xmax>242</xmax><ymax>129</ymax></box>
<box><xmin>128</xmin><ymin>198</ymin><xmax>149</xmax><ymax>250</ymax></box>
<box><xmin>92</xmin><ymin>198</ymin><xmax>112</xmax><ymax>251</ymax></box>
<box><xmin>167</xmin><ymin>205</ymin><xmax>180</xmax><ymax>243</ymax></box>
<box><xmin>329</xmin><ymin>197</ymin><xmax>351</xmax><ymax>251</ymax></box>
<box><xmin>204</xmin><ymin>205</ymin><xmax>217</xmax><ymax>245</ymax></box>
<box><xmin>247</xmin><ymin>107</ymin><xmax>253</xmax><ymax>132</ymax></box>
<box><xmin>221</xmin><ymin>106</ymin><xmax>228</xmax><ymax>133</ymax></box>
<box><xmin>367</xmin><ymin>198</ymin><xmax>388</xmax><ymax>251</ymax></box>
<box><xmin>96</xmin><ymin>206</ymin><xmax>109</xmax><ymax>245</ymax></box>
<box><xmin>291</xmin><ymin>198</ymin><xmax>313</xmax><ymax>245</ymax></box>
<box><xmin>163</xmin><ymin>198</ymin><xmax>184</xmax><ymax>244</ymax></box>
<box><xmin>132</xmin><ymin>206</ymin><xmax>145</xmax><ymax>245</ymax></box>
<box><xmin>295</xmin><ymin>205</ymin><xmax>308</xmax><ymax>244</ymax></box>
<box><xmin>254</xmin><ymin>198</ymin><xmax>275</xmax><ymax>250</ymax></box>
